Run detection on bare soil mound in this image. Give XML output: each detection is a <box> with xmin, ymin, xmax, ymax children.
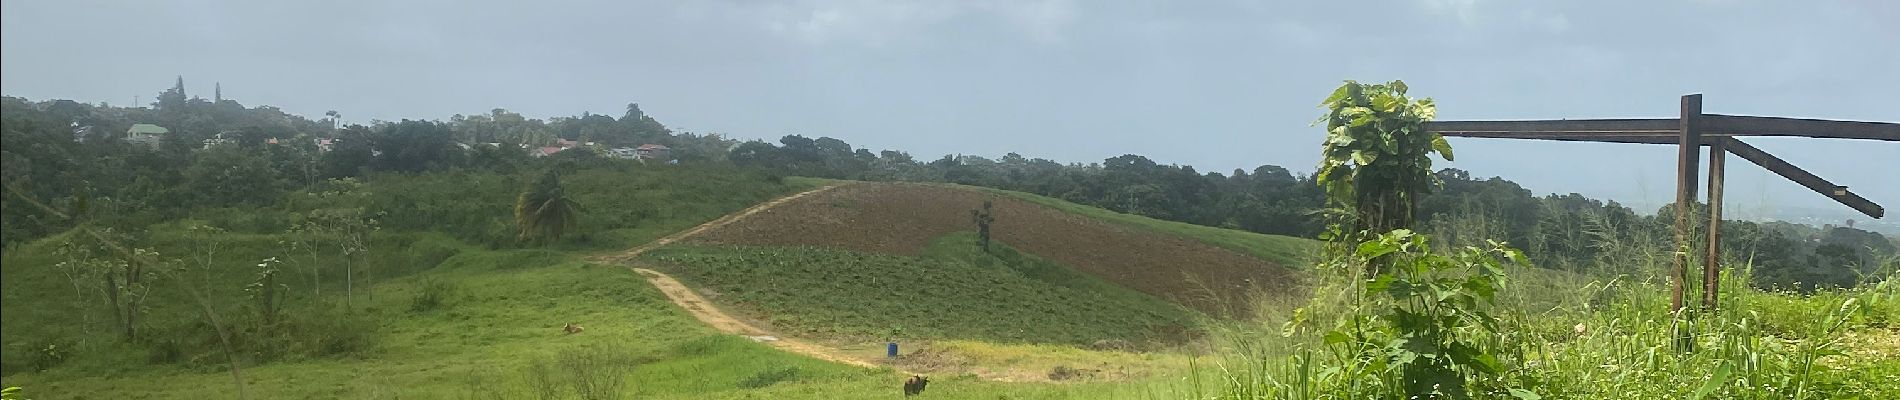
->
<box><xmin>682</xmin><ymin>182</ymin><xmax>1293</xmax><ymax>312</ymax></box>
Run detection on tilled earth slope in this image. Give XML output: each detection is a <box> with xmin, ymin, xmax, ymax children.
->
<box><xmin>682</xmin><ymin>182</ymin><xmax>1293</xmax><ymax>312</ymax></box>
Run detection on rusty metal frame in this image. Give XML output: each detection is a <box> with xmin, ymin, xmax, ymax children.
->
<box><xmin>1423</xmin><ymin>94</ymin><xmax>1899</xmax><ymax>312</ymax></box>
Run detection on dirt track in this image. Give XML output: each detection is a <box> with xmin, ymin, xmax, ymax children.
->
<box><xmin>594</xmin><ymin>183</ymin><xmax>886</xmax><ymax>370</ymax></box>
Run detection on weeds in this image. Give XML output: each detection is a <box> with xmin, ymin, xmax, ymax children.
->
<box><xmin>408</xmin><ymin>278</ymin><xmax>455</xmax><ymax>313</ymax></box>
<box><xmin>736</xmin><ymin>366</ymin><xmax>803</xmax><ymax>389</ymax></box>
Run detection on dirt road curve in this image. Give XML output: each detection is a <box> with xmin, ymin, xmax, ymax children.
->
<box><xmin>595</xmin><ymin>183</ymin><xmax>888</xmax><ymax>370</ymax></box>
<box><xmin>631</xmin><ymin>267</ymin><xmax>879</xmax><ymax>369</ymax></box>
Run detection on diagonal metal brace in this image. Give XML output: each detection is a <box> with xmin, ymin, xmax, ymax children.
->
<box><xmin>1721</xmin><ymin>138</ymin><xmax>1884</xmax><ymax>218</ymax></box>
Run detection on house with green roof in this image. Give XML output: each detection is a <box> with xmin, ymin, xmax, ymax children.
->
<box><xmin>126</xmin><ymin>123</ymin><xmax>168</xmax><ymax>147</ymax></box>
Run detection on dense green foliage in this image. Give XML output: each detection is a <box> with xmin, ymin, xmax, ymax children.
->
<box><xmin>644</xmin><ymin>232</ymin><xmax>1201</xmax><ymax>346</ymax></box>
<box><xmin>515</xmin><ymin>170</ymin><xmax>584</xmax><ymax>242</ymax></box>
<box><xmin>1316</xmin><ymin>80</ymin><xmax>1450</xmax><ymax>239</ymax></box>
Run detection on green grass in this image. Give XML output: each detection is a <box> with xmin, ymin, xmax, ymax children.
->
<box><xmin>276</xmin><ymin>163</ymin><xmax>818</xmax><ymax>251</ymax></box>
<box><xmin>643</xmin><ymin>232</ymin><xmax>1202</xmax><ymax>345</ymax></box>
<box><xmin>1193</xmin><ymin>251</ymin><xmax>1900</xmax><ymax>399</ymax></box>
<box><xmin>955</xmin><ymin>184</ymin><xmax>1319</xmax><ymax>268</ymax></box>
<box><xmin>0</xmin><ymin>244</ymin><xmax>1204</xmax><ymax>399</ymax></box>
<box><xmin>1</xmin><ymin>166</ymin><xmax>1215</xmax><ymax>399</ymax></box>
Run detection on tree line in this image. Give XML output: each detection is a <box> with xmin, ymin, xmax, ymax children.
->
<box><xmin>3</xmin><ymin>78</ymin><xmax>1892</xmax><ymax>291</ymax></box>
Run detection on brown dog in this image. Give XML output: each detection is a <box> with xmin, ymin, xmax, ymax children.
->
<box><xmin>564</xmin><ymin>323</ymin><xmax>584</xmax><ymax>334</ymax></box>
<box><xmin>903</xmin><ymin>375</ymin><xmax>929</xmax><ymax>396</ymax></box>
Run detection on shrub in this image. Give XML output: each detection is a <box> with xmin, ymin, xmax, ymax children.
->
<box><xmin>409</xmin><ymin>278</ymin><xmax>456</xmax><ymax>313</ymax></box>
<box><xmin>554</xmin><ymin>345</ymin><xmax>638</xmax><ymax>400</ymax></box>
<box><xmin>736</xmin><ymin>366</ymin><xmax>802</xmax><ymax>389</ymax></box>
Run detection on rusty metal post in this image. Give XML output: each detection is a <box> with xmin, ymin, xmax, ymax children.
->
<box><xmin>1705</xmin><ymin>138</ymin><xmax>1726</xmax><ymax>311</ymax></box>
<box><xmin>1673</xmin><ymin>94</ymin><xmax>1703</xmax><ymax>313</ymax></box>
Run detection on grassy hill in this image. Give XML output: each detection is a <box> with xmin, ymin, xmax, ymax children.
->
<box><xmin>4</xmin><ymin>165</ymin><xmax>1293</xmax><ymax>397</ymax></box>
<box><xmin>645</xmin><ymin>233</ymin><xmax>1200</xmax><ymax>346</ymax></box>
<box><xmin>4</xmin><ymin>245</ymin><xmax>1192</xmax><ymax>399</ymax></box>
<box><xmin>679</xmin><ymin>182</ymin><xmax>1315</xmax><ymax>314</ymax></box>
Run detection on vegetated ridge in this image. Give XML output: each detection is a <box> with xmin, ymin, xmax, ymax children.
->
<box><xmin>678</xmin><ymin>182</ymin><xmax>1303</xmax><ymax>313</ymax></box>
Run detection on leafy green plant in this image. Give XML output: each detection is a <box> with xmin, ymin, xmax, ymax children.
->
<box><xmin>245</xmin><ymin>257</ymin><xmax>286</xmax><ymax>324</ymax></box>
<box><xmin>1315</xmin><ymin>80</ymin><xmax>1450</xmax><ymax>259</ymax></box>
<box><xmin>1319</xmin><ymin>229</ymin><xmax>1531</xmax><ymax>399</ymax></box>
<box><xmin>515</xmin><ymin>170</ymin><xmax>585</xmax><ymax>243</ymax></box>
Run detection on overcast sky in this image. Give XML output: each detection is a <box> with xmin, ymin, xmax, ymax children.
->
<box><xmin>4</xmin><ymin>0</ymin><xmax>1896</xmax><ymax>215</ymax></box>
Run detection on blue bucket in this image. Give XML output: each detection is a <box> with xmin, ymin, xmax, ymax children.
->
<box><xmin>886</xmin><ymin>342</ymin><xmax>899</xmax><ymax>358</ymax></box>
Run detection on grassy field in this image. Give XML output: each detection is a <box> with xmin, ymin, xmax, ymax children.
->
<box><xmin>9</xmin><ymin>163</ymin><xmax>1894</xmax><ymax>399</ymax></box>
<box><xmin>644</xmin><ymin>232</ymin><xmax>1200</xmax><ymax>346</ymax></box>
<box><xmin>1</xmin><ymin>248</ymin><xmax>1205</xmax><ymax>399</ymax></box>
<box><xmin>957</xmin><ymin>184</ymin><xmax>1318</xmax><ymax>268</ymax></box>
<box><xmin>0</xmin><ymin>166</ymin><xmax>1231</xmax><ymax>399</ymax></box>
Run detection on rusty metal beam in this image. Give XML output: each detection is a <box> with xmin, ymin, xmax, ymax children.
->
<box><xmin>1672</xmin><ymin>94</ymin><xmax>1702</xmax><ymax>313</ymax></box>
<box><xmin>1436</xmin><ymin>132</ymin><xmax>1678</xmax><ymax>145</ymax></box>
<box><xmin>1704</xmin><ymin>114</ymin><xmax>1900</xmax><ymax>141</ymax></box>
<box><xmin>1724</xmin><ymin>139</ymin><xmax>1885</xmax><ymax>219</ymax></box>
<box><xmin>1424</xmin><ymin>119</ymin><xmax>1680</xmax><ymax>134</ymax></box>
<box><xmin>1705</xmin><ymin>138</ymin><xmax>1726</xmax><ymax>311</ymax></box>
<box><xmin>1427</xmin><ymin>115</ymin><xmax>1900</xmax><ymax>142</ymax></box>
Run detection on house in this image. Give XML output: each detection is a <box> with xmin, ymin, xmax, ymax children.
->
<box><xmin>201</xmin><ymin>132</ymin><xmax>235</xmax><ymax>149</ymax></box>
<box><xmin>555</xmin><ymin>138</ymin><xmax>580</xmax><ymax>149</ymax></box>
<box><xmin>605</xmin><ymin>148</ymin><xmax>640</xmax><ymax>159</ymax></box>
<box><xmin>126</xmin><ymin>124</ymin><xmax>169</xmax><ymax>147</ymax></box>
<box><xmin>316</xmin><ymin>138</ymin><xmax>336</xmax><ymax>152</ymax></box>
<box><xmin>532</xmin><ymin>146</ymin><xmax>565</xmax><ymax>158</ymax></box>
<box><xmin>635</xmin><ymin>144</ymin><xmax>671</xmax><ymax>161</ymax></box>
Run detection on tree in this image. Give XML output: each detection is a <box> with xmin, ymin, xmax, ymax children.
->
<box><xmin>1315</xmin><ymin>80</ymin><xmax>1450</xmax><ymax>270</ymax></box>
<box><xmin>971</xmin><ymin>199</ymin><xmax>996</xmax><ymax>252</ymax></box>
<box><xmin>319</xmin><ymin>125</ymin><xmax>376</xmax><ymax>179</ymax></box>
<box><xmin>370</xmin><ymin>120</ymin><xmax>462</xmax><ymax>173</ymax></box>
<box><xmin>183</xmin><ymin>145</ymin><xmax>284</xmax><ymax>207</ymax></box>
<box><xmin>156</xmin><ymin>76</ymin><xmax>187</xmax><ymax>112</ymax></box>
<box><xmin>515</xmin><ymin>170</ymin><xmax>583</xmax><ymax>243</ymax></box>
<box><xmin>305</xmin><ymin>195</ymin><xmax>376</xmax><ymax>308</ymax></box>
<box><xmin>246</xmin><ymin>257</ymin><xmax>285</xmax><ymax>325</ymax></box>
<box><xmin>54</xmin><ymin>228</ymin><xmax>163</xmax><ymax>340</ymax></box>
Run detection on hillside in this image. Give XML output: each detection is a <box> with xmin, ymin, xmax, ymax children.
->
<box><xmin>672</xmin><ymin>182</ymin><xmax>1312</xmax><ymax>314</ymax></box>
<box><xmin>0</xmin><ymin>166</ymin><xmax>1230</xmax><ymax>397</ymax></box>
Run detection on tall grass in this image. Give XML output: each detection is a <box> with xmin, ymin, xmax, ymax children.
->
<box><xmin>1193</xmin><ymin>210</ymin><xmax>1900</xmax><ymax>399</ymax></box>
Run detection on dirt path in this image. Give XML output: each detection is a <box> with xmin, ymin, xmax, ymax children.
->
<box><xmin>631</xmin><ymin>267</ymin><xmax>880</xmax><ymax>369</ymax></box>
<box><xmin>590</xmin><ymin>182</ymin><xmax>846</xmax><ymax>265</ymax></box>
<box><xmin>593</xmin><ymin>183</ymin><xmax>887</xmax><ymax>370</ymax></box>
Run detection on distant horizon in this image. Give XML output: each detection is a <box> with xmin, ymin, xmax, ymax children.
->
<box><xmin>7</xmin><ymin>84</ymin><xmax>1894</xmax><ymax>230</ymax></box>
<box><xmin>6</xmin><ymin>0</ymin><xmax>1895</xmax><ymax>215</ymax></box>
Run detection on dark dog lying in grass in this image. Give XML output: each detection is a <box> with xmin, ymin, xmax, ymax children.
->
<box><xmin>903</xmin><ymin>375</ymin><xmax>929</xmax><ymax>396</ymax></box>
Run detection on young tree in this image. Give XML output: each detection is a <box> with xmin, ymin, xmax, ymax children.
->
<box><xmin>970</xmin><ymin>199</ymin><xmax>996</xmax><ymax>252</ymax></box>
<box><xmin>515</xmin><ymin>170</ymin><xmax>583</xmax><ymax>243</ymax></box>
<box><xmin>1315</xmin><ymin>80</ymin><xmax>1451</xmax><ymax>273</ymax></box>
<box><xmin>246</xmin><ymin>257</ymin><xmax>285</xmax><ymax>325</ymax></box>
<box><xmin>53</xmin><ymin>228</ymin><xmax>161</xmax><ymax>340</ymax></box>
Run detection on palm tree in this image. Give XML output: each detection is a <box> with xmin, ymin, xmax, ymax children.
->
<box><xmin>515</xmin><ymin>170</ymin><xmax>583</xmax><ymax>242</ymax></box>
<box><xmin>325</xmin><ymin>110</ymin><xmax>341</xmax><ymax>131</ymax></box>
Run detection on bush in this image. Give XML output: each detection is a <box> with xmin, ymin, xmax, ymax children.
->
<box><xmin>736</xmin><ymin>366</ymin><xmax>802</xmax><ymax>389</ymax></box>
<box><xmin>409</xmin><ymin>278</ymin><xmax>456</xmax><ymax>313</ymax></box>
